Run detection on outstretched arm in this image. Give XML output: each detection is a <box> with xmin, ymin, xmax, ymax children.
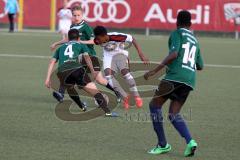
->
<box><xmin>50</xmin><ymin>38</ymin><xmax>68</xmax><ymax>51</ymax></box>
<box><xmin>144</xmin><ymin>52</ymin><xmax>178</xmax><ymax>80</ymax></box>
<box><xmin>79</xmin><ymin>39</ymin><xmax>95</xmax><ymax>45</ymax></box>
<box><xmin>132</xmin><ymin>37</ymin><xmax>149</xmax><ymax>64</ymax></box>
<box><xmin>45</xmin><ymin>58</ymin><xmax>57</xmax><ymax>88</ymax></box>
<box><xmin>82</xmin><ymin>54</ymin><xmax>97</xmax><ymax>80</ymax></box>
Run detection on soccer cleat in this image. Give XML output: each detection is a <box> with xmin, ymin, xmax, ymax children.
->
<box><xmin>115</xmin><ymin>91</ymin><xmax>122</xmax><ymax>103</ymax></box>
<box><xmin>105</xmin><ymin>112</ymin><xmax>119</xmax><ymax>117</ymax></box>
<box><xmin>148</xmin><ymin>143</ymin><xmax>171</xmax><ymax>155</ymax></box>
<box><xmin>53</xmin><ymin>91</ymin><xmax>64</xmax><ymax>103</ymax></box>
<box><xmin>123</xmin><ymin>95</ymin><xmax>130</xmax><ymax>109</ymax></box>
<box><xmin>184</xmin><ymin>139</ymin><xmax>197</xmax><ymax>157</ymax></box>
<box><xmin>135</xmin><ymin>96</ymin><xmax>143</xmax><ymax>108</ymax></box>
<box><xmin>80</xmin><ymin>102</ymin><xmax>87</xmax><ymax>112</ymax></box>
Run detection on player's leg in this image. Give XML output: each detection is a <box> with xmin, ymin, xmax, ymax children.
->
<box><xmin>118</xmin><ymin>54</ymin><xmax>143</xmax><ymax>108</ymax></box>
<box><xmin>59</xmin><ymin>69</ymin><xmax>87</xmax><ymax>111</ymax></box>
<box><xmin>52</xmin><ymin>85</ymin><xmax>65</xmax><ymax>103</ymax></box>
<box><xmin>75</xmin><ymin>68</ymin><xmax>117</xmax><ymax>117</ymax></box>
<box><xmin>167</xmin><ymin>85</ymin><xmax>197</xmax><ymax>157</ymax></box>
<box><xmin>104</xmin><ymin>67</ymin><xmax>127</xmax><ymax>103</ymax></box>
<box><xmin>82</xmin><ymin>55</ymin><xmax>120</xmax><ymax>100</ymax></box>
<box><xmin>148</xmin><ymin>82</ymin><xmax>171</xmax><ymax>154</ymax></box>
<box><xmin>82</xmin><ymin>82</ymin><xmax>118</xmax><ymax>117</ymax></box>
<box><xmin>66</xmin><ymin>86</ymin><xmax>87</xmax><ymax>112</ymax></box>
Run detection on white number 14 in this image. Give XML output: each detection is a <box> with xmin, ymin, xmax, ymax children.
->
<box><xmin>182</xmin><ymin>42</ymin><xmax>196</xmax><ymax>68</ymax></box>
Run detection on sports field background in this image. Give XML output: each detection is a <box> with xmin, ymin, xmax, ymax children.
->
<box><xmin>0</xmin><ymin>31</ymin><xmax>239</xmax><ymax>160</ymax></box>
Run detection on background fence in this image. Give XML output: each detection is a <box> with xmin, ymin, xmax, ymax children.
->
<box><xmin>0</xmin><ymin>0</ymin><xmax>240</xmax><ymax>36</ymax></box>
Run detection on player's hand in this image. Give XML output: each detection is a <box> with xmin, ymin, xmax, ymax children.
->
<box><xmin>144</xmin><ymin>70</ymin><xmax>156</xmax><ymax>80</ymax></box>
<box><xmin>45</xmin><ymin>79</ymin><xmax>51</xmax><ymax>88</ymax></box>
<box><xmin>50</xmin><ymin>43</ymin><xmax>57</xmax><ymax>51</ymax></box>
<box><xmin>139</xmin><ymin>52</ymin><xmax>149</xmax><ymax>65</ymax></box>
<box><xmin>91</xmin><ymin>71</ymin><xmax>98</xmax><ymax>81</ymax></box>
<box><xmin>141</xmin><ymin>55</ymin><xmax>150</xmax><ymax>65</ymax></box>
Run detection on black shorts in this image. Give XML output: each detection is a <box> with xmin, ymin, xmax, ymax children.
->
<box><xmin>155</xmin><ymin>80</ymin><xmax>193</xmax><ymax>103</ymax></box>
<box><xmin>57</xmin><ymin>67</ymin><xmax>91</xmax><ymax>89</ymax></box>
<box><xmin>82</xmin><ymin>55</ymin><xmax>101</xmax><ymax>72</ymax></box>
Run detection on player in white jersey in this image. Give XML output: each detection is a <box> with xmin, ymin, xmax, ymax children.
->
<box><xmin>92</xmin><ymin>26</ymin><xmax>149</xmax><ymax>109</ymax></box>
<box><xmin>57</xmin><ymin>1</ymin><xmax>72</xmax><ymax>39</ymax></box>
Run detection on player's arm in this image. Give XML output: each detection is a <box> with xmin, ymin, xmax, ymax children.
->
<box><xmin>196</xmin><ymin>48</ymin><xmax>204</xmax><ymax>70</ymax></box>
<box><xmin>50</xmin><ymin>38</ymin><xmax>68</xmax><ymax>51</ymax></box>
<box><xmin>80</xmin><ymin>45</ymin><xmax>97</xmax><ymax>79</ymax></box>
<box><xmin>132</xmin><ymin>37</ymin><xmax>149</xmax><ymax>64</ymax></box>
<box><xmin>144</xmin><ymin>31</ymin><xmax>180</xmax><ymax>80</ymax></box>
<box><xmin>45</xmin><ymin>48</ymin><xmax>59</xmax><ymax>88</ymax></box>
<box><xmin>79</xmin><ymin>39</ymin><xmax>95</xmax><ymax>45</ymax></box>
<box><xmin>144</xmin><ymin>52</ymin><xmax>178</xmax><ymax>80</ymax></box>
<box><xmin>45</xmin><ymin>58</ymin><xmax>57</xmax><ymax>88</ymax></box>
<box><xmin>79</xmin><ymin>25</ymin><xmax>95</xmax><ymax>45</ymax></box>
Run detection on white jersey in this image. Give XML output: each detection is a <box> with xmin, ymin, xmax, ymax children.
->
<box><xmin>58</xmin><ymin>8</ymin><xmax>72</xmax><ymax>34</ymax></box>
<box><xmin>58</xmin><ymin>8</ymin><xmax>72</xmax><ymax>20</ymax></box>
<box><xmin>102</xmin><ymin>32</ymin><xmax>133</xmax><ymax>57</ymax></box>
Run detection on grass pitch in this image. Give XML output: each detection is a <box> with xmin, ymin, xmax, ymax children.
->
<box><xmin>0</xmin><ymin>31</ymin><xmax>239</xmax><ymax>160</ymax></box>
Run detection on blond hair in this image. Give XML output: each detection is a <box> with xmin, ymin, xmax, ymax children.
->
<box><xmin>71</xmin><ymin>5</ymin><xmax>83</xmax><ymax>12</ymax></box>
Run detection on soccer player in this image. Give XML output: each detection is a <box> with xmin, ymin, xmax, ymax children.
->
<box><xmin>57</xmin><ymin>1</ymin><xmax>72</xmax><ymax>39</ymax></box>
<box><xmin>45</xmin><ymin>29</ymin><xmax>115</xmax><ymax>116</ymax></box>
<box><xmin>144</xmin><ymin>10</ymin><xmax>204</xmax><ymax>157</ymax></box>
<box><xmin>51</xmin><ymin>5</ymin><xmax>121</xmax><ymax>103</ymax></box>
<box><xmin>91</xmin><ymin>26</ymin><xmax>149</xmax><ymax>109</ymax></box>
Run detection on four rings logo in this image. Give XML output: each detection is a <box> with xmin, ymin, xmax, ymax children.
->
<box><xmin>67</xmin><ymin>0</ymin><xmax>131</xmax><ymax>23</ymax></box>
<box><xmin>224</xmin><ymin>3</ymin><xmax>240</xmax><ymax>24</ymax></box>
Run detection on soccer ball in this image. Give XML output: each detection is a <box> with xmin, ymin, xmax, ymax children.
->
<box><xmin>94</xmin><ymin>93</ymin><xmax>109</xmax><ymax>107</ymax></box>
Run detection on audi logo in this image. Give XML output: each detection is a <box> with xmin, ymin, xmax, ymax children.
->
<box><xmin>67</xmin><ymin>0</ymin><xmax>131</xmax><ymax>23</ymax></box>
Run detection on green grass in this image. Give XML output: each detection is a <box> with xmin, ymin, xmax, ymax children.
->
<box><xmin>0</xmin><ymin>31</ymin><xmax>240</xmax><ymax>160</ymax></box>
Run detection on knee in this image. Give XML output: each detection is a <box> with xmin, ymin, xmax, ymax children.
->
<box><xmin>168</xmin><ymin>113</ymin><xmax>181</xmax><ymax>122</ymax></box>
<box><xmin>121</xmin><ymin>69</ymin><xmax>129</xmax><ymax>77</ymax></box>
<box><xmin>96</xmin><ymin>76</ymin><xmax>106</xmax><ymax>85</ymax></box>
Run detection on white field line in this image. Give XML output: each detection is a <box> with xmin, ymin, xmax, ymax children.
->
<box><xmin>0</xmin><ymin>53</ymin><xmax>240</xmax><ymax>69</ymax></box>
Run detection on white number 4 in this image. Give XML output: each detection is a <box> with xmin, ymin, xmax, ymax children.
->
<box><xmin>182</xmin><ymin>42</ymin><xmax>196</xmax><ymax>68</ymax></box>
<box><xmin>64</xmin><ymin>45</ymin><xmax>74</xmax><ymax>58</ymax></box>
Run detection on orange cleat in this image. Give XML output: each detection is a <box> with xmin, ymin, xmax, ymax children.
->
<box><xmin>123</xmin><ymin>95</ymin><xmax>130</xmax><ymax>109</ymax></box>
<box><xmin>135</xmin><ymin>96</ymin><xmax>143</xmax><ymax>108</ymax></box>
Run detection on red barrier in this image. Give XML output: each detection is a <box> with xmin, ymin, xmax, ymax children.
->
<box><xmin>0</xmin><ymin>0</ymin><xmax>240</xmax><ymax>32</ymax></box>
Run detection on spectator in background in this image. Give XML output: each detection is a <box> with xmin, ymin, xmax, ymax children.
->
<box><xmin>57</xmin><ymin>1</ymin><xmax>72</xmax><ymax>39</ymax></box>
<box><xmin>5</xmin><ymin>0</ymin><xmax>19</xmax><ymax>32</ymax></box>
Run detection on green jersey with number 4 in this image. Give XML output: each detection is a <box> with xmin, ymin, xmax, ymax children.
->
<box><xmin>53</xmin><ymin>41</ymin><xmax>89</xmax><ymax>72</ymax></box>
<box><xmin>164</xmin><ymin>28</ymin><xmax>204</xmax><ymax>89</ymax></box>
<box><xmin>70</xmin><ymin>20</ymin><xmax>96</xmax><ymax>56</ymax></box>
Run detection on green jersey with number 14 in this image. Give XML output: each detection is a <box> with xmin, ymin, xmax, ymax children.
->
<box><xmin>164</xmin><ymin>28</ymin><xmax>204</xmax><ymax>89</ymax></box>
<box><xmin>53</xmin><ymin>41</ymin><xmax>89</xmax><ymax>72</ymax></box>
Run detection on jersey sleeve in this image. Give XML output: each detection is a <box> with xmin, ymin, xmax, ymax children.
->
<box><xmin>169</xmin><ymin>31</ymin><xmax>181</xmax><ymax>54</ymax></box>
<box><xmin>52</xmin><ymin>48</ymin><xmax>60</xmax><ymax>60</ymax></box>
<box><xmin>125</xmin><ymin>34</ymin><xmax>133</xmax><ymax>42</ymax></box>
<box><xmin>196</xmin><ymin>48</ymin><xmax>204</xmax><ymax>70</ymax></box>
<box><xmin>80</xmin><ymin>44</ymin><xmax>90</xmax><ymax>55</ymax></box>
<box><xmin>84</xmin><ymin>25</ymin><xmax>94</xmax><ymax>39</ymax></box>
<box><xmin>109</xmin><ymin>33</ymin><xmax>133</xmax><ymax>42</ymax></box>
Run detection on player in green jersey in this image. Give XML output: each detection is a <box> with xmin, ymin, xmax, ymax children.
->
<box><xmin>45</xmin><ymin>29</ymin><xmax>115</xmax><ymax>116</ymax></box>
<box><xmin>50</xmin><ymin>5</ymin><xmax>121</xmax><ymax>103</ymax></box>
<box><xmin>144</xmin><ymin>10</ymin><xmax>203</xmax><ymax>157</ymax></box>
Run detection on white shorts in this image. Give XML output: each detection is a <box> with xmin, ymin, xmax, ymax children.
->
<box><xmin>103</xmin><ymin>54</ymin><xmax>129</xmax><ymax>72</ymax></box>
<box><xmin>58</xmin><ymin>19</ymin><xmax>71</xmax><ymax>34</ymax></box>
